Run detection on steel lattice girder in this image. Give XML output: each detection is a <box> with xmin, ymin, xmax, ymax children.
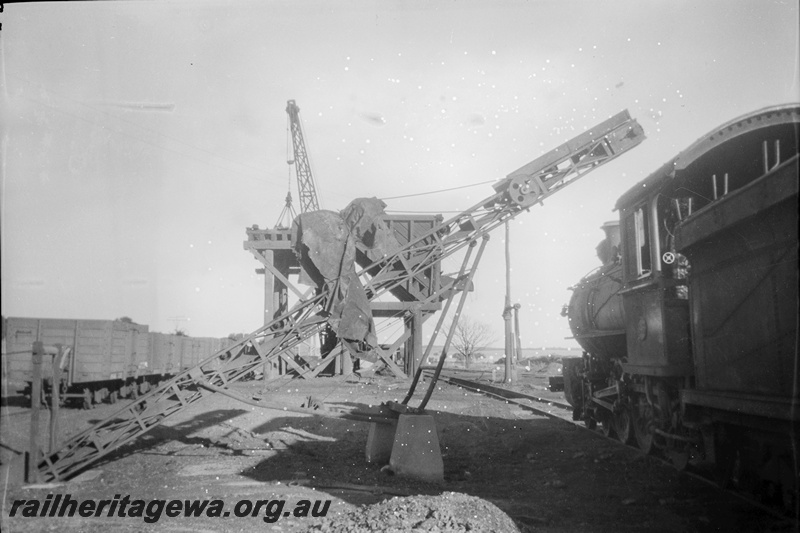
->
<box><xmin>38</xmin><ymin>109</ymin><xmax>644</xmax><ymax>481</ymax></box>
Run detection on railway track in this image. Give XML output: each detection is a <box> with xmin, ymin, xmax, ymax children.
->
<box><xmin>420</xmin><ymin>367</ymin><xmax>575</xmax><ymax>422</ymax></box>
<box><xmin>423</xmin><ymin>367</ymin><xmax>799</xmax><ymax>525</ymax></box>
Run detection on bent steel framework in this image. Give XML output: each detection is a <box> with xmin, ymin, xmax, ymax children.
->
<box><xmin>34</xmin><ymin>110</ymin><xmax>644</xmax><ymax>482</ymax></box>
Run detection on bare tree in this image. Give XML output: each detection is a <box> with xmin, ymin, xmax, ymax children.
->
<box><xmin>449</xmin><ymin>316</ymin><xmax>496</xmax><ymax>369</ymax></box>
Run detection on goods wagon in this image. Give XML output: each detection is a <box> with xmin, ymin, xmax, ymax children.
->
<box><xmin>2</xmin><ymin>317</ymin><xmax>230</xmax><ymax>408</ymax></box>
<box><xmin>179</xmin><ymin>336</ymin><xmax>225</xmax><ymax>371</ymax></box>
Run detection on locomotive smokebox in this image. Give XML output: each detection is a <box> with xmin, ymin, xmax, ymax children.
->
<box><xmin>565</xmin><ymin>221</ymin><xmax>626</xmax><ymax>360</ymax></box>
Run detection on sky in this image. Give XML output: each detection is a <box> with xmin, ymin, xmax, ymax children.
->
<box><xmin>1</xmin><ymin>0</ymin><xmax>798</xmax><ymax>350</ymax></box>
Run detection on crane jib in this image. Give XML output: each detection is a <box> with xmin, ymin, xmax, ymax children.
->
<box><xmin>286</xmin><ymin>99</ymin><xmax>321</xmax><ymax>213</ymax></box>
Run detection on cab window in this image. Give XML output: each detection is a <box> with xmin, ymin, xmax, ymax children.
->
<box><xmin>624</xmin><ymin>205</ymin><xmax>651</xmax><ymax>280</ymax></box>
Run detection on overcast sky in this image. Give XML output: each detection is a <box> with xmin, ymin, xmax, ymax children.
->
<box><xmin>2</xmin><ymin>0</ymin><xmax>798</xmax><ymax>350</ymax></box>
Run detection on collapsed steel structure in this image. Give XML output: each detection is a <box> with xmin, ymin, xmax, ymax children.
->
<box><xmin>34</xmin><ymin>110</ymin><xmax>644</xmax><ymax>482</ymax></box>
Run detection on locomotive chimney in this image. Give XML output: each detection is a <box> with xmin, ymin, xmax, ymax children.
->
<box><xmin>595</xmin><ymin>220</ymin><xmax>621</xmax><ymax>265</ymax></box>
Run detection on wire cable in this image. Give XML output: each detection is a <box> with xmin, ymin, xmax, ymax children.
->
<box><xmin>380</xmin><ymin>179</ymin><xmax>496</xmax><ymax>201</ymax></box>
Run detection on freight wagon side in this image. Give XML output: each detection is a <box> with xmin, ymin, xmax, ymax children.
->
<box><xmin>3</xmin><ymin>318</ymin><xmax>247</xmax><ymax>407</ymax></box>
<box><xmin>4</xmin><ymin>317</ymin><xmax>153</xmax><ymax>406</ymax></box>
<box><xmin>178</xmin><ymin>336</ymin><xmax>224</xmax><ymax>371</ymax></box>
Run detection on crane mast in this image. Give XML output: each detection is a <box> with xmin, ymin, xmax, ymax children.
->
<box><xmin>34</xmin><ymin>110</ymin><xmax>644</xmax><ymax>482</ymax></box>
<box><xmin>286</xmin><ymin>100</ymin><xmax>321</xmax><ymax>213</ymax></box>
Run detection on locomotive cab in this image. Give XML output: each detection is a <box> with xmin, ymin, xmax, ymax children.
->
<box><xmin>608</xmin><ymin>105</ymin><xmax>799</xmax><ymax>505</ymax></box>
<box><xmin>565</xmin><ymin>106</ymin><xmax>799</xmax><ymax>510</ymax></box>
<box><xmin>616</xmin><ymin>189</ymin><xmax>693</xmax><ymax>377</ymax></box>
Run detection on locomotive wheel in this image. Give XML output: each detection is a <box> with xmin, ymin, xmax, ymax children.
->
<box><xmin>614</xmin><ymin>406</ymin><xmax>635</xmax><ymax>445</ymax></box>
<box><xmin>634</xmin><ymin>402</ymin><xmax>655</xmax><ymax>454</ymax></box>
<box><xmin>599</xmin><ymin>411</ymin><xmax>616</xmax><ymax>438</ymax></box>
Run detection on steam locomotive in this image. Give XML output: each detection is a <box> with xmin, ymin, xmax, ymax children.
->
<box><xmin>562</xmin><ymin>104</ymin><xmax>799</xmax><ymax>510</ymax></box>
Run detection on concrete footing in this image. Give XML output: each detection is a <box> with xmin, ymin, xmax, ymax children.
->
<box><xmin>365</xmin><ymin>419</ymin><xmax>397</xmax><ymax>464</ymax></box>
<box><xmin>365</xmin><ymin>414</ymin><xmax>443</xmax><ymax>483</ymax></box>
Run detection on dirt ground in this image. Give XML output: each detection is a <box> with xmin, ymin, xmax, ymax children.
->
<box><xmin>1</xmin><ymin>369</ymin><xmax>796</xmax><ymax>533</ymax></box>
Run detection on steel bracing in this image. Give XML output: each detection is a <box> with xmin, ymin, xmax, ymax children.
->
<box><xmin>37</xmin><ymin>109</ymin><xmax>644</xmax><ymax>481</ymax></box>
<box><xmin>286</xmin><ymin>100</ymin><xmax>321</xmax><ymax>213</ymax></box>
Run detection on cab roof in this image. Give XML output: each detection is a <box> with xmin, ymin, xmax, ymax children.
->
<box><xmin>615</xmin><ymin>103</ymin><xmax>800</xmax><ymax>211</ymax></box>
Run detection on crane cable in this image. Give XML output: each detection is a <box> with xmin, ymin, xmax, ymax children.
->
<box><xmin>380</xmin><ymin>179</ymin><xmax>496</xmax><ymax>201</ymax></box>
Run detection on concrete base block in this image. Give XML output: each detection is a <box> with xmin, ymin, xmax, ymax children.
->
<box><xmin>389</xmin><ymin>414</ymin><xmax>444</xmax><ymax>483</ymax></box>
<box><xmin>365</xmin><ymin>420</ymin><xmax>397</xmax><ymax>464</ymax></box>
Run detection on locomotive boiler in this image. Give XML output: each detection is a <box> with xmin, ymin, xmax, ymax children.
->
<box><xmin>562</xmin><ymin>104</ymin><xmax>799</xmax><ymax>511</ymax></box>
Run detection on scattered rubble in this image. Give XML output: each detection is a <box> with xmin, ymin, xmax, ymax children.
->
<box><xmin>307</xmin><ymin>492</ymin><xmax>520</xmax><ymax>533</ymax></box>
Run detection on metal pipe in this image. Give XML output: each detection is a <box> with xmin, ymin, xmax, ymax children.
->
<box><xmin>712</xmin><ymin>175</ymin><xmax>718</xmax><ymax>200</ymax></box>
<box><xmin>402</xmin><ymin>240</ymin><xmax>477</xmax><ymax>405</ymax></box>
<box><xmin>723</xmin><ymin>173</ymin><xmax>729</xmax><ymax>195</ymax></box>
<box><xmin>418</xmin><ymin>234</ymin><xmax>490</xmax><ymax>410</ymax></box>
<box><xmin>773</xmin><ymin>140</ymin><xmax>781</xmax><ymax>170</ymax></box>
<box><xmin>763</xmin><ymin>140</ymin><xmax>769</xmax><ymax>174</ymax></box>
<box><xmin>673</xmin><ymin>198</ymin><xmax>683</xmax><ymax>222</ymax></box>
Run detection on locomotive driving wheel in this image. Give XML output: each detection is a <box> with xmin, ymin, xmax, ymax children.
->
<box><xmin>613</xmin><ymin>404</ymin><xmax>635</xmax><ymax>445</ymax></box>
<box><xmin>633</xmin><ymin>399</ymin><xmax>655</xmax><ymax>454</ymax></box>
<box><xmin>599</xmin><ymin>409</ymin><xmax>616</xmax><ymax>438</ymax></box>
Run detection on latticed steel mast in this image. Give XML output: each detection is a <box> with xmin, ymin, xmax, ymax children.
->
<box><xmin>34</xmin><ymin>110</ymin><xmax>644</xmax><ymax>482</ymax></box>
<box><xmin>286</xmin><ymin>100</ymin><xmax>321</xmax><ymax>213</ymax></box>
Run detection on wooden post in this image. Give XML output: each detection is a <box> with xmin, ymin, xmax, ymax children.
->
<box><xmin>28</xmin><ymin>342</ymin><xmax>43</xmax><ymax>483</ymax></box>
<box><xmin>513</xmin><ymin>304</ymin><xmax>522</xmax><ymax>364</ymax></box>
<box><xmin>503</xmin><ymin>222</ymin><xmax>515</xmax><ymax>384</ymax></box>
<box><xmin>50</xmin><ymin>345</ymin><xmax>64</xmax><ymax>453</ymax></box>
<box><xmin>411</xmin><ymin>310</ymin><xmax>423</xmax><ymax>378</ymax></box>
<box><xmin>257</xmin><ymin>251</ymin><xmax>276</xmax><ymax>327</ymax></box>
<box><xmin>341</xmin><ymin>345</ymin><xmax>353</xmax><ymax>375</ymax></box>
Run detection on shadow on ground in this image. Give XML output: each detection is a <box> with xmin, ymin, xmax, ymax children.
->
<box><xmin>222</xmin><ymin>402</ymin><xmax>792</xmax><ymax>533</ymax></box>
<box><xmin>72</xmin><ymin>408</ymin><xmax>251</xmax><ymax>474</ymax></box>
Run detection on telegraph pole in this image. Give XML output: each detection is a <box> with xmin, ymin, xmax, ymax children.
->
<box><xmin>503</xmin><ymin>221</ymin><xmax>515</xmax><ymax>383</ymax></box>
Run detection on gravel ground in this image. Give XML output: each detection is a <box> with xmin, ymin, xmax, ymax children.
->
<box><xmin>307</xmin><ymin>492</ymin><xmax>520</xmax><ymax>533</ymax></box>
<box><xmin>1</xmin><ymin>371</ymin><xmax>796</xmax><ymax>532</ymax></box>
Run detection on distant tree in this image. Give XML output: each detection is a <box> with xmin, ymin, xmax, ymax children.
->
<box><xmin>174</xmin><ymin>328</ymin><xmax>187</xmax><ymax>337</ymax></box>
<box><xmin>449</xmin><ymin>316</ymin><xmax>496</xmax><ymax>369</ymax></box>
<box><xmin>116</xmin><ymin>316</ymin><xmax>134</xmax><ymax>324</ymax></box>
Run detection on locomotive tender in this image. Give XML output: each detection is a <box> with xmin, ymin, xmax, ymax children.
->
<box><xmin>563</xmin><ymin>104</ymin><xmax>799</xmax><ymax>508</ymax></box>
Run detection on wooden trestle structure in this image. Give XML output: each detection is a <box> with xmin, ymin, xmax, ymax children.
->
<box><xmin>244</xmin><ymin>213</ymin><xmax>445</xmax><ymax>379</ymax></box>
